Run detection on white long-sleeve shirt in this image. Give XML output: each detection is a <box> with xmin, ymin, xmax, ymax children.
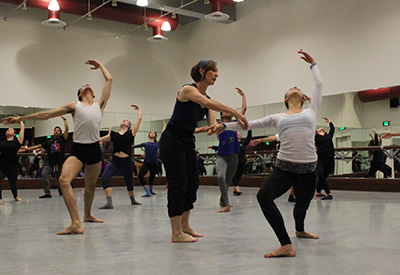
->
<box><xmin>226</xmin><ymin>65</ymin><xmax>323</xmax><ymax>164</ymax></box>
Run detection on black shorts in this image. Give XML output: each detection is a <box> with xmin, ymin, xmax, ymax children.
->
<box><xmin>70</xmin><ymin>142</ymin><xmax>101</xmax><ymax>165</ymax></box>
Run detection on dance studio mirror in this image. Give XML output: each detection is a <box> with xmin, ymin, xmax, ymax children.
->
<box><xmin>1</xmin><ymin>85</ymin><xmax>399</xmax><ymax>179</ymax></box>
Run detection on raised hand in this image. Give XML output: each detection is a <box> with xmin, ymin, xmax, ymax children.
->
<box><xmin>298</xmin><ymin>49</ymin><xmax>316</xmax><ymax>64</ymax></box>
<box><xmin>323</xmin><ymin>117</ymin><xmax>331</xmax><ymax>123</ymax></box>
<box><xmin>85</xmin><ymin>59</ymin><xmax>101</xmax><ymax>70</ymax></box>
<box><xmin>236</xmin><ymin>87</ymin><xmax>245</xmax><ymax>97</ymax></box>
<box><xmin>131</xmin><ymin>104</ymin><xmax>140</xmax><ymax>110</ymax></box>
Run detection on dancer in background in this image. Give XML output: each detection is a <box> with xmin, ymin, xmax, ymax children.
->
<box><xmin>232</xmin><ymin>130</ymin><xmax>252</xmax><ymax>196</ymax></box>
<box><xmin>213</xmin><ymin>88</ymin><xmax>247</xmax><ymax>213</ymax></box>
<box><xmin>315</xmin><ymin>117</ymin><xmax>335</xmax><ymax>200</ymax></box>
<box><xmin>212</xmin><ymin>50</ymin><xmax>321</xmax><ymax>257</ymax></box>
<box><xmin>98</xmin><ymin>105</ymin><xmax>142</xmax><ymax>209</ymax></box>
<box><xmin>0</xmin><ymin>119</ymin><xmax>25</xmax><ymax>205</ymax></box>
<box><xmin>3</xmin><ymin>59</ymin><xmax>112</xmax><ymax>235</ymax></box>
<box><xmin>366</xmin><ymin>130</ymin><xmax>389</xmax><ymax>178</ymax></box>
<box><xmin>133</xmin><ymin>120</ymin><xmax>166</xmax><ymax>197</ymax></box>
<box><xmin>26</xmin><ymin>116</ymin><xmax>69</xmax><ymax>198</ymax></box>
<box><xmin>159</xmin><ymin>59</ymin><xmax>248</xmax><ymax>242</ymax></box>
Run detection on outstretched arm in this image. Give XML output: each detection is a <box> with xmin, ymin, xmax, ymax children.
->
<box><xmin>382</xmin><ymin>132</ymin><xmax>400</xmax><ymax>139</ymax></box>
<box><xmin>179</xmin><ymin>85</ymin><xmax>248</xmax><ymax>130</ymax></box>
<box><xmin>86</xmin><ymin>60</ymin><xmax>112</xmax><ymax>112</ymax></box>
<box><xmin>162</xmin><ymin>119</ymin><xmax>166</xmax><ymax>132</ymax></box>
<box><xmin>236</xmin><ymin>88</ymin><xmax>247</xmax><ymax>115</ymax></box>
<box><xmin>2</xmin><ymin>102</ymin><xmax>76</xmax><ymax>125</ymax></box>
<box><xmin>130</xmin><ymin>105</ymin><xmax>142</xmax><ymax>136</ymax></box>
<box><xmin>17</xmin><ymin>120</ymin><xmax>24</xmax><ymax>144</ymax></box>
<box><xmin>298</xmin><ymin>50</ymin><xmax>322</xmax><ymax>115</ymax></box>
<box><xmin>250</xmin><ymin>135</ymin><xmax>277</xmax><ymax>147</ymax></box>
<box><xmin>61</xmin><ymin>116</ymin><xmax>69</xmax><ymax>140</ymax></box>
<box><xmin>100</xmin><ymin>126</ymin><xmax>112</xmax><ymax>143</ymax></box>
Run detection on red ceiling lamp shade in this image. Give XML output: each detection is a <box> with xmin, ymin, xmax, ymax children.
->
<box><xmin>42</xmin><ymin>0</ymin><xmax>66</xmax><ymax>28</ymax></box>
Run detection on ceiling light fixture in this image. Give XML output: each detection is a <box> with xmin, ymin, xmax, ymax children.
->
<box><xmin>112</xmin><ymin>0</ymin><xmax>117</xmax><ymax>7</ymax></box>
<box><xmin>233</xmin><ymin>0</ymin><xmax>244</xmax><ymax>2</ymax></box>
<box><xmin>42</xmin><ymin>0</ymin><xmax>66</xmax><ymax>28</ymax></box>
<box><xmin>48</xmin><ymin>0</ymin><xmax>60</xmax><ymax>11</ymax></box>
<box><xmin>136</xmin><ymin>0</ymin><xmax>148</xmax><ymax>7</ymax></box>
<box><xmin>161</xmin><ymin>18</ymin><xmax>171</xmax><ymax>31</ymax></box>
<box><xmin>204</xmin><ymin>0</ymin><xmax>210</xmax><ymax>4</ymax></box>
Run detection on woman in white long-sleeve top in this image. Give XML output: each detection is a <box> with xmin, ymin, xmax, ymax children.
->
<box><xmin>212</xmin><ymin>50</ymin><xmax>322</xmax><ymax>258</ymax></box>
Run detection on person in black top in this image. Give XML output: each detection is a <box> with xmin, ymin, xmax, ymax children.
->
<box><xmin>98</xmin><ymin>105</ymin><xmax>142</xmax><ymax>209</ymax></box>
<box><xmin>133</xmin><ymin>120</ymin><xmax>166</xmax><ymax>197</ymax></box>
<box><xmin>232</xmin><ymin>130</ymin><xmax>252</xmax><ymax>196</ymax></box>
<box><xmin>0</xmin><ymin>119</ymin><xmax>25</xmax><ymax>205</ymax></box>
<box><xmin>26</xmin><ymin>116</ymin><xmax>69</xmax><ymax>198</ymax></box>
<box><xmin>159</xmin><ymin>59</ymin><xmax>248</xmax><ymax>243</ymax></box>
<box><xmin>315</xmin><ymin>117</ymin><xmax>335</xmax><ymax>200</ymax></box>
<box><xmin>366</xmin><ymin>130</ymin><xmax>389</xmax><ymax>179</ymax></box>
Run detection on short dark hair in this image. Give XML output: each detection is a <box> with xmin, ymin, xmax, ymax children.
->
<box><xmin>77</xmin><ymin>88</ymin><xmax>82</xmax><ymax>101</ymax></box>
<box><xmin>54</xmin><ymin>126</ymin><xmax>62</xmax><ymax>134</ymax></box>
<box><xmin>191</xmin><ymin>59</ymin><xmax>217</xmax><ymax>82</ymax></box>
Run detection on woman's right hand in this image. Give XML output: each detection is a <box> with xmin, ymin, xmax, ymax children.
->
<box><xmin>250</xmin><ymin>140</ymin><xmax>261</xmax><ymax>146</ymax></box>
<box><xmin>298</xmin><ymin>49</ymin><xmax>315</xmax><ymax>64</ymax></box>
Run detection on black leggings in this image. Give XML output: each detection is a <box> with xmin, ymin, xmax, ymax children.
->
<box><xmin>138</xmin><ymin>162</ymin><xmax>158</xmax><ymax>186</ymax></box>
<box><xmin>232</xmin><ymin>162</ymin><xmax>245</xmax><ymax>187</ymax></box>
<box><xmin>0</xmin><ymin>170</ymin><xmax>19</xmax><ymax>199</ymax></box>
<box><xmin>316</xmin><ymin>157</ymin><xmax>334</xmax><ymax>194</ymax></box>
<box><xmin>366</xmin><ymin>159</ymin><xmax>389</xmax><ymax>178</ymax></box>
<box><xmin>257</xmin><ymin>168</ymin><xmax>316</xmax><ymax>246</ymax></box>
<box><xmin>159</xmin><ymin>126</ymin><xmax>199</xmax><ymax>218</ymax></box>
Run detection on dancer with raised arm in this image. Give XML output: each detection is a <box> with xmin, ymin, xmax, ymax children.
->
<box><xmin>98</xmin><ymin>105</ymin><xmax>142</xmax><ymax>209</ymax></box>
<box><xmin>315</xmin><ymin>117</ymin><xmax>335</xmax><ymax>200</ymax></box>
<box><xmin>0</xmin><ymin>119</ymin><xmax>25</xmax><ymax>205</ymax></box>
<box><xmin>25</xmin><ymin>116</ymin><xmax>69</xmax><ymax>198</ymax></box>
<box><xmin>159</xmin><ymin>59</ymin><xmax>248</xmax><ymax>243</ymax></box>
<box><xmin>213</xmin><ymin>88</ymin><xmax>247</xmax><ymax>212</ymax></box>
<box><xmin>133</xmin><ymin>120</ymin><xmax>166</xmax><ymax>197</ymax></box>
<box><xmin>2</xmin><ymin>60</ymin><xmax>112</xmax><ymax>235</ymax></box>
<box><xmin>212</xmin><ymin>50</ymin><xmax>322</xmax><ymax>257</ymax></box>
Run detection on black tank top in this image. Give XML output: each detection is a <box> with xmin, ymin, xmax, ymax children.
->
<box><xmin>110</xmin><ymin>130</ymin><xmax>134</xmax><ymax>156</ymax></box>
<box><xmin>168</xmin><ymin>83</ymin><xmax>209</xmax><ymax>132</ymax></box>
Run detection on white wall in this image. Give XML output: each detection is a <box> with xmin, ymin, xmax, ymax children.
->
<box><xmin>1</xmin><ymin>0</ymin><xmax>400</xmax><ymax>137</ymax></box>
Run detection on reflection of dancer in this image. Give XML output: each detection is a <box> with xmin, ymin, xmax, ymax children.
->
<box><xmin>214</xmin><ymin>88</ymin><xmax>247</xmax><ymax>213</ymax></box>
<box><xmin>26</xmin><ymin>116</ymin><xmax>69</xmax><ymax>198</ymax></box>
<box><xmin>213</xmin><ymin>50</ymin><xmax>321</xmax><ymax>257</ymax></box>
<box><xmin>3</xmin><ymin>59</ymin><xmax>112</xmax><ymax>235</ymax></box>
<box><xmin>98</xmin><ymin>105</ymin><xmax>142</xmax><ymax>209</ymax></box>
<box><xmin>315</xmin><ymin>117</ymin><xmax>335</xmax><ymax>200</ymax></box>
<box><xmin>366</xmin><ymin>130</ymin><xmax>388</xmax><ymax>178</ymax></box>
<box><xmin>133</xmin><ymin>120</ymin><xmax>166</xmax><ymax>197</ymax></box>
<box><xmin>232</xmin><ymin>130</ymin><xmax>252</xmax><ymax>196</ymax></box>
<box><xmin>0</xmin><ymin>120</ymin><xmax>25</xmax><ymax>205</ymax></box>
<box><xmin>159</xmin><ymin>59</ymin><xmax>248</xmax><ymax>242</ymax></box>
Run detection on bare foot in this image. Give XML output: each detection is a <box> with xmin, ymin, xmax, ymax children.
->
<box><xmin>264</xmin><ymin>244</ymin><xmax>296</xmax><ymax>258</ymax></box>
<box><xmin>219</xmin><ymin>202</ymin><xmax>234</xmax><ymax>207</ymax></box>
<box><xmin>84</xmin><ymin>215</ymin><xmax>104</xmax><ymax>223</ymax></box>
<box><xmin>15</xmin><ymin>197</ymin><xmax>22</xmax><ymax>202</ymax></box>
<box><xmin>182</xmin><ymin>226</ymin><xmax>203</xmax><ymax>238</ymax></box>
<box><xmin>57</xmin><ymin>222</ymin><xmax>84</xmax><ymax>235</ymax></box>
<box><xmin>171</xmin><ymin>232</ymin><xmax>199</xmax><ymax>243</ymax></box>
<box><xmin>296</xmin><ymin>231</ymin><xmax>319</xmax><ymax>239</ymax></box>
<box><xmin>218</xmin><ymin>205</ymin><xmax>231</xmax><ymax>213</ymax></box>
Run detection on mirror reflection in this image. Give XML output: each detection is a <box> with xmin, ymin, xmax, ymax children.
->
<box><xmin>1</xmin><ymin>85</ymin><xmax>400</xmax><ymax>179</ymax></box>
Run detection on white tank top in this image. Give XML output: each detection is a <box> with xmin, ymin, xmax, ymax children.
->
<box><xmin>73</xmin><ymin>102</ymin><xmax>102</xmax><ymax>144</ymax></box>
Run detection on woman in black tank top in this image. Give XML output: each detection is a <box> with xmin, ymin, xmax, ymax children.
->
<box><xmin>159</xmin><ymin>59</ymin><xmax>248</xmax><ymax>243</ymax></box>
